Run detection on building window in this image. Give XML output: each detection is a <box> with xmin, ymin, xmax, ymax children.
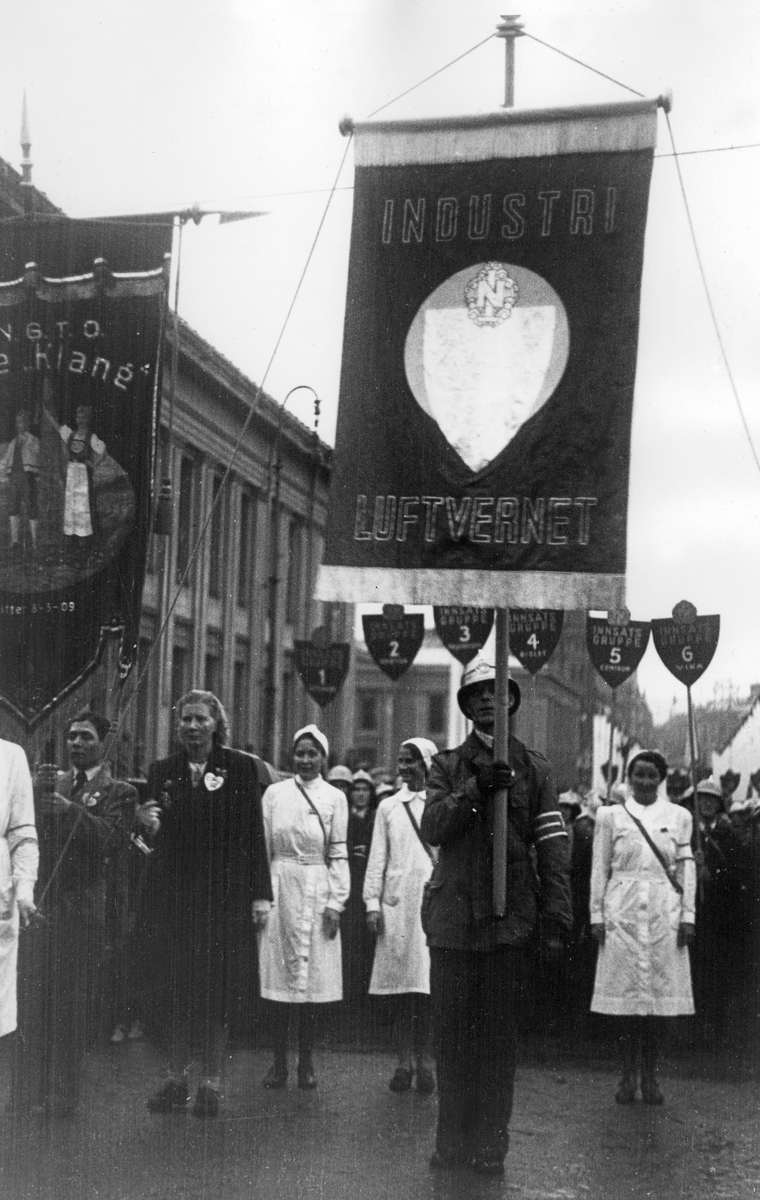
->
<box><xmin>175</xmin><ymin>456</ymin><xmax>196</xmax><ymax>585</ymax></box>
<box><xmin>428</xmin><ymin>692</ymin><xmax>447</xmax><ymax>737</ymax></box>
<box><xmin>285</xmin><ymin>519</ymin><xmax>300</xmax><ymax>625</ymax></box>
<box><xmin>233</xmin><ymin>653</ymin><xmax>249</xmax><ymax>746</ymax></box>
<box><xmin>147</xmin><ymin>430</ymin><xmax>170</xmax><ymax>575</ymax></box>
<box><xmin>208</xmin><ymin>474</ymin><xmax>224</xmax><ymax>599</ymax></box>
<box><xmin>205</xmin><ymin>653</ymin><xmax>220</xmax><ymax>697</ymax></box>
<box><xmin>281</xmin><ymin>654</ymin><xmax>296</xmax><ymax>766</ymax></box>
<box><xmin>358</xmin><ymin>689</ymin><xmax>380</xmax><ymax>733</ymax></box>
<box><xmin>205</xmin><ymin>630</ymin><xmax>222</xmax><ymax>697</ymax></box>
<box><xmin>171</xmin><ymin>644</ymin><xmax>189</xmax><ymax>708</ymax></box>
<box><xmin>134</xmin><ymin>635</ymin><xmax>153</xmax><ymax>775</ymax></box>
<box><xmin>237</xmin><ymin>490</ymin><xmax>256</xmax><ymax>607</ymax></box>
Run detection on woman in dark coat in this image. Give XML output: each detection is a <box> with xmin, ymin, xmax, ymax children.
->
<box><xmin>139</xmin><ymin>690</ymin><xmax>272</xmax><ymax>1118</ymax></box>
<box><xmin>341</xmin><ymin>770</ymin><xmax>377</xmax><ymax>1028</ymax></box>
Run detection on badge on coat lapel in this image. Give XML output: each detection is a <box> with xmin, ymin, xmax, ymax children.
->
<box><xmin>204</xmin><ymin>771</ymin><xmax>226</xmax><ymax>792</ymax></box>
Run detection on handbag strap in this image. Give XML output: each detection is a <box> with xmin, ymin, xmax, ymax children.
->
<box><xmin>401</xmin><ymin>797</ymin><xmax>434</xmax><ymax>862</ymax></box>
<box><xmin>295</xmin><ymin>780</ymin><xmax>330</xmax><ymax>864</ymax></box>
<box><xmin>623</xmin><ymin>803</ymin><xmax>683</xmax><ymax>894</ymax></box>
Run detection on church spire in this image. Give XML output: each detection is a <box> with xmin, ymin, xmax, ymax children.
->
<box><xmin>20</xmin><ymin>92</ymin><xmax>34</xmax><ymax>214</ymax></box>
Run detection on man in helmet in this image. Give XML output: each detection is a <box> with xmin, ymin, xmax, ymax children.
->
<box><xmin>421</xmin><ymin>655</ymin><xmax>571</xmax><ymax>1177</ymax></box>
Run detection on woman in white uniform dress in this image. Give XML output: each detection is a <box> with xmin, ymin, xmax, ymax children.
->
<box><xmin>258</xmin><ymin>725</ymin><xmax>349</xmax><ymax>1090</ymax></box>
<box><xmin>590</xmin><ymin>749</ymin><xmax>695</xmax><ymax>1106</ymax></box>
<box><xmin>364</xmin><ymin>737</ymin><xmax>436</xmax><ymax>1094</ymax></box>
<box><xmin>0</xmin><ymin>741</ymin><xmax>38</xmax><ymax>1041</ymax></box>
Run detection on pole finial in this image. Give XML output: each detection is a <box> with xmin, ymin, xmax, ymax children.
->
<box><xmin>495</xmin><ymin>15</ymin><xmax>525</xmax><ymax>109</ymax></box>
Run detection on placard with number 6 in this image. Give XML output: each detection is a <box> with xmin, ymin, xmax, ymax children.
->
<box><xmin>362</xmin><ymin>605</ymin><xmax>425</xmax><ymax>681</ymax></box>
<box><xmin>651</xmin><ymin>602</ymin><xmax>720</xmax><ymax>686</ymax></box>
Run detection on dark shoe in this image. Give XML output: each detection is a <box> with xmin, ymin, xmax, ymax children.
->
<box><xmin>147</xmin><ymin>1079</ymin><xmax>189</xmax><ymax>1113</ymax></box>
<box><xmin>415</xmin><ymin>1065</ymin><xmax>435</xmax><ymax>1094</ymax></box>
<box><xmin>429</xmin><ymin>1150</ymin><xmax>467</xmax><ymax>1171</ymax></box>
<box><xmin>470</xmin><ymin>1155</ymin><xmax>505</xmax><ymax>1176</ymax></box>
<box><xmin>297</xmin><ymin>1064</ymin><xmax>318</xmax><ymax>1090</ymax></box>
<box><xmin>615</xmin><ymin>1073</ymin><xmax>637</xmax><ymax>1104</ymax></box>
<box><xmin>261</xmin><ymin>1063</ymin><xmax>288</xmax><ymax>1089</ymax></box>
<box><xmin>192</xmin><ymin>1085</ymin><xmax>220</xmax><ymax>1118</ymax></box>
<box><xmin>388</xmin><ymin>1066</ymin><xmax>413</xmax><ymax>1092</ymax></box>
<box><xmin>641</xmin><ymin>1079</ymin><xmax>664</xmax><ymax>1105</ymax></box>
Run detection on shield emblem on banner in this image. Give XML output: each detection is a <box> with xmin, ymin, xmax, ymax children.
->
<box><xmin>586</xmin><ymin>615</ymin><xmax>651</xmax><ymax>688</ymax></box>
<box><xmin>363</xmin><ymin>608</ymin><xmax>424</xmax><ymax>681</ymax></box>
<box><xmin>509</xmin><ymin>609</ymin><xmax>564</xmax><ymax>675</ymax></box>
<box><xmin>651</xmin><ymin>612</ymin><xmax>720</xmax><ymax>686</ymax></box>
<box><xmin>404</xmin><ymin>262</ymin><xmax>570</xmax><ymax>473</ymax></box>
<box><xmin>293</xmin><ymin>637</ymin><xmax>350</xmax><ymax>708</ymax></box>
<box><xmin>433</xmin><ymin>606</ymin><xmax>494</xmax><ymax>665</ymax></box>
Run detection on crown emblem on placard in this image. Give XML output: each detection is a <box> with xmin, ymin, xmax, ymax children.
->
<box><xmin>464</xmin><ymin>263</ymin><xmax>518</xmax><ymax>326</ymax></box>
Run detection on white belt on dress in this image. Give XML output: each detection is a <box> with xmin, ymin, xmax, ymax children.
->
<box><xmin>273</xmin><ymin>852</ymin><xmax>325</xmax><ymax>866</ymax></box>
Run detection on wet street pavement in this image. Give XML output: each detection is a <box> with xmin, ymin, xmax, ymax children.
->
<box><xmin>1</xmin><ymin>1041</ymin><xmax>759</xmax><ymax>1199</ymax></box>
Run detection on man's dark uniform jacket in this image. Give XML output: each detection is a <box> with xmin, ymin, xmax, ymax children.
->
<box><xmin>421</xmin><ymin>731</ymin><xmax>572</xmax><ymax>948</ymax></box>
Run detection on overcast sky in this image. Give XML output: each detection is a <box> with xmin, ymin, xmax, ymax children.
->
<box><xmin>2</xmin><ymin>0</ymin><xmax>759</xmax><ymax>723</ymax></box>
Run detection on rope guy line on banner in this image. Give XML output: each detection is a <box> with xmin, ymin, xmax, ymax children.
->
<box><xmin>366</xmin><ymin>32</ymin><xmax>497</xmax><ymax>118</ymax></box>
<box><xmin>522</xmin><ymin>31</ymin><xmax>645</xmax><ymax>97</ymax></box>
<box><xmin>664</xmin><ymin>110</ymin><xmax>760</xmax><ymax>480</ymax></box>
<box><xmin>107</xmin><ymin>133</ymin><xmax>355</xmax><ymax>752</ymax></box>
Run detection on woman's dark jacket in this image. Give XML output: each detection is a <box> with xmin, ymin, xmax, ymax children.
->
<box><xmin>140</xmin><ymin>743</ymin><xmax>272</xmax><ymax>1030</ymax></box>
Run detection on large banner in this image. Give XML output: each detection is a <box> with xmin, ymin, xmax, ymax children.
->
<box><xmin>318</xmin><ymin>99</ymin><xmax>660</xmax><ymax>608</ymax></box>
<box><xmin>0</xmin><ymin>217</ymin><xmax>171</xmax><ymax>727</ymax></box>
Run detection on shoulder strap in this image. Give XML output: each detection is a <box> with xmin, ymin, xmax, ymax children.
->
<box><xmin>295</xmin><ymin>779</ymin><xmax>329</xmax><ymax>864</ymax></box>
<box><xmin>401</xmin><ymin>798</ymin><xmax>434</xmax><ymax>862</ymax></box>
<box><xmin>623</xmin><ymin>803</ymin><xmax>683</xmax><ymax>894</ymax></box>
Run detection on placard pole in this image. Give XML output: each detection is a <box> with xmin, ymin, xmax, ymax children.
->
<box><xmin>685</xmin><ymin>684</ymin><xmax>704</xmax><ymax>895</ymax></box>
<box><xmin>493</xmin><ymin>608</ymin><xmax>511</xmax><ymax>916</ymax></box>
<box><xmin>606</xmin><ymin>690</ymin><xmax>617</xmax><ymax>803</ymax></box>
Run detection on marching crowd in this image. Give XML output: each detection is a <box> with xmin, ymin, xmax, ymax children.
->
<box><xmin>1</xmin><ymin>657</ymin><xmax>759</xmax><ymax>1177</ymax></box>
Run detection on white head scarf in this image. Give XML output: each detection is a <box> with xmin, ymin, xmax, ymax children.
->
<box><xmin>293</xmin><ymin>724</ymin><xmax>329</xmax><ymax>759</ymax></box>
<box><xmin>401</xmin><ymin>737</ymin><xmax>438</xmax><ymax>772</ymax></box>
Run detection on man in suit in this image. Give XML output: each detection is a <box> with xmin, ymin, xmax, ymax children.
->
<box><xmin>421</xmin><ymin>656</ymin><xmax>572</xmax><ymax>1176</ymax></box>
<box><xmin>13</xmin><ymin>709</ymin><xmax>137</xmax><ymax>1117</ymax></box>
<box><xmin>140</xmin><ymin>689</ymin><xmax>272</xmax><ymax>1119</ymax></box>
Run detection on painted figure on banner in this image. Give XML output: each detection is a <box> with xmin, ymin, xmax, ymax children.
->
<box><xmin>0</xmin><ymin>410</ymin><xmax>41</xmax><ymax>560</ymax></box>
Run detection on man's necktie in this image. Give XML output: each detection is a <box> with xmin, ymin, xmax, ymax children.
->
<box><xmin>72</xmin><ymin>769</ymin><xmax>88</xmax><ymax>797</ymax></box>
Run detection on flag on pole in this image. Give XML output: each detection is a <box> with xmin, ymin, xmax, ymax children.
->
<box><xmin>317</xmin><ymin>98</ymin><xmax>662</xmax><ymax>609</ymax></box>
<box><xmin>0</xmin><ymin>218</ymin><xmax>171</xmax><ymax>727</ymax></box>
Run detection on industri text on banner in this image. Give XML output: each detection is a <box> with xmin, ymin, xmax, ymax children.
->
<box><xmin>0</xmin><ymin>218</ymin><xmax>171</xmax><ymax>728</ymax></box>
<box><xmin>317</xmin><ymin>98</ymin><xmax>664</xmax><ymax>609</ymax></box>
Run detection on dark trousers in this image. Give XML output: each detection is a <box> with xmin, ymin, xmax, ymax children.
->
<box><xmin>430</xmin><ymin>946</ymin><xmax>523</xmax><ymax>1163</ymax></box>
<box><xmin>13</xmin><ymin>910</ymin><xmax>103</xmax><ymax>1109</ymax></box>
<box><xmin>267</xmin><ymin>1001</ymin><xmax>318</xmax><ymax>1066</ymax></box>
